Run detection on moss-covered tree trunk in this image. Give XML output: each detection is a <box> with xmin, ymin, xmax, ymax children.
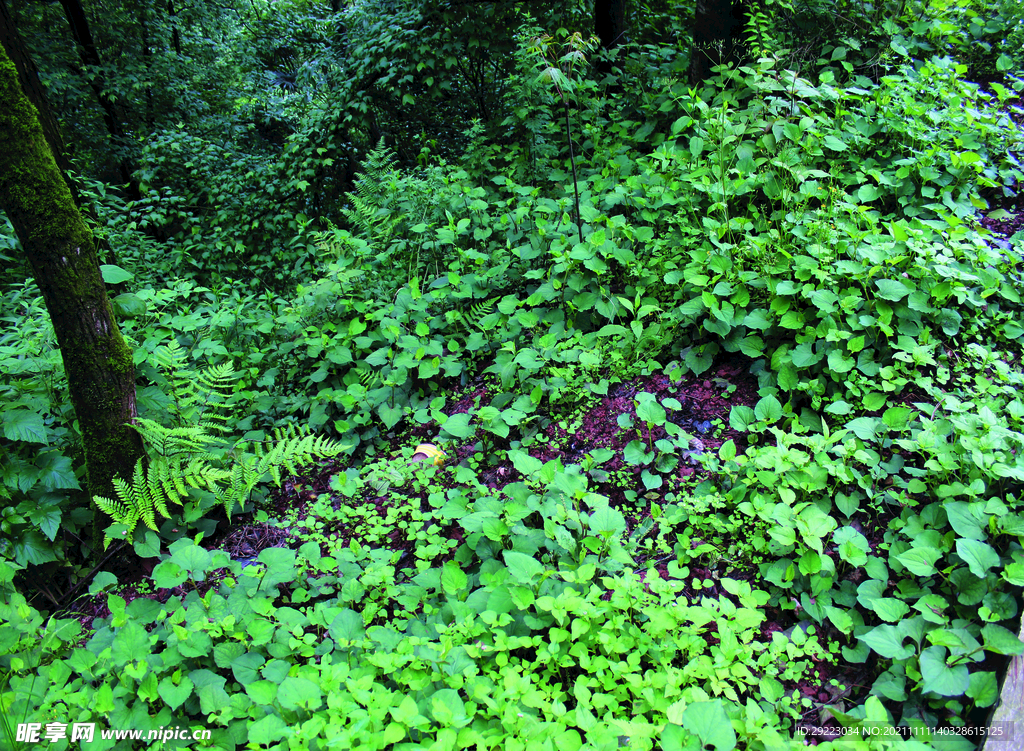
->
<box><xmin>0</xmin><ymin>42</ymin><xmax>145</xmax><ymax>556</ymax></box>
<box><xmin>0</xmin><ymin>0</ymin><xmax>71</xmax><ymax>180</ymax></box>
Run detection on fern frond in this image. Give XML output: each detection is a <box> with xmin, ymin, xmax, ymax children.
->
<box><xmin>216</xmin><ymin>425</ymin><xmax>347</xmax><ymax>520</ymax></box>
<box><xmin>464</xmin><ymin>298</ymin><xmax>497</xmax><ymax>331</ymax></box>
<box><xmin>180</xmin><ymin>458</ymin><xmax>230</xmax><ymax>493</ymax></box>
<box><xmin>342</xmin><ymin>139</ymin><xmax>402</xmax><ymax>248</ymax></box>
<box><xmin>152</xmin><ymin>340</ymin><xmax>239</xmax><ymax>428</ymax></box>
<box><xmin>93</xmin><ymin>459</ymin><xmax>164</xmax><ymax>549</ymax></box>
<box><xmin>104</xmin><ymin>344</ymin><xmax>350</xmax><ymax>538</ymax></box>
<box><xmin>358</xmin><ymin>369</ymin><xmax>384</xmax><ymax>389</ymax></box>
<box><xmin>134</xmin><ymin>417</ymin><xmax>219</xmax><ymax>458</ymax></box>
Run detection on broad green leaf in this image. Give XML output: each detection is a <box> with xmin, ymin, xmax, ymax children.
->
<box><xmin>827</xmin><ymin>349</ymin><xmax>855</xmax><ymax>373</ymax></box>
<box><xmin>110</xmin><ymin>622</ymin><xmax>149</xmax><ymax>666</ymax></box>
<box><xmin>624</xmin><ymin>440</ymin><xmax>654</xmax><ymax>465</ymax></box>
<box><xmin>36</xmin><ymin>452</ymin><xmax>79</xmax><ymax>490</ymax></box>
<box><xmin>152</xmin><ymin>561</ymin><xmax>186</xmax><ymax>589</ymax></box>
<box><xmin>100</xmin><ymin>264</ymin><xmax>134</xmax><ymax>284</ymax></box>
<box><xmin>956</xmin><ymin>538</ymin><xmax>1000</xmax><ymax>578</ymax></box>
<box><xmin>440</xmin><ymin>412</ymin><xmax>475</xmax><ymax>439</ymax></box>
<box><xmin>967</xmin><ymin>671</ymin><xmax>999</xmax><ymax>707</ymax></box>
<box><xmin>791</xmin><ymin>341</ymin><xmax>823</xmax><ymax>367</ymax></box>
<box><xmin>441</xmin><ymin>561</ymin><xmax>468</xmax><ymax>594</ymax></box>
<box><xmin>13</xmin><ymin>529</ymin><xmax>58</xmax><ymax>565</ymax></box>
<box><xmin>826</xmin><ymin>606</ymin><xmax>853</xmax><ymax>634</ymax></box>
<box><xmin>245</xmin><ymin>680</ymin><xmax>278</xmax><ymax>705</ymax></box>
<box><xmin>826</xmin><ymin>400</ymin><xmax>853</xmax><ymax>415</ymax></box>
<box><xmin>871</xmin><ymin>598</ymin><xmax>910</xmax><ymax>622</ymax></box>
<box><xmin>846</xmin><ymin>417</ymin><xmax>879</xmax><ymax>441</ymax></box>
<box><xmin>776</xmin><ymin>361</ymin><xmax>798</xmax><ymax>390</ymax></box>
<box><xmin>278</xmin><ymin>676</ymin><xmax>323</xmax><ymax>711</ymax></box>
<box><xmin>231</xmin><ymin>653</ymin><xmax>265</xmax><ymax>686</ymax></box>
<box><xmin>742</xmin><ymin>309</ymin><xmax>772</xmax><ymax>330</ymax></box>
<box><xmin>680</xmin><ymin>700</ymin><xmax>736</xmax><ymax>751</ymax></box>
<box><xmin>641</xmin><ymin>469</ymin><xmax>662</xmax><ymax>490</ymax></box>
<box><xmin>112</xmin><ymin>292</ymin><xmax>146</xmax><ymax>318</ymax></box>
<box><xmin>779</xmin><ymin>310</ymin><xmax>804</xmax><ymax>329</ymax></box>
<box><xmin>379</xmin><ymin>403</ymin><xmax>403</xmax><ymax>429</ymax></box>
<box><xmin>190</xmin><ymin>669</ymin><xmax>230</xmax><ymax>715</ymax></box>
<box><xmin>735</xmin><ymin>142</ymin><xmax>756</xmax><ymax>173</ymax></box>
<box><xmin>431</xmin><ymin>688</ymin><xmax>467</xmax><ymax>726</ymax></box>
<box><xmin>255</xmin><ymin>547</ymin><xmax>296</xmax><ymax>590</ymax></box>
<box><xmin>858</xmin><ymin>184</ymin><xmax>881</xmax><ymax>201</ymax></box>
<box><xmin>808</xmin><ymin>289</ymin><xmax>838</xmax><ymax>311</ymax></box>
<box><xmin>589</xmin><ymin>506</ymin><xmax>626</xmax><ymax>537</ymax></box>
<box><xmin>754</xmin><ymin>395</ymin><xmax>782</xmax><ymax>423</ymax></box>
<box><xmin>509</xmin><ymin>450</ymin><xmax>543</xmax><ymax>476</ymax></box>
<box><xmin>919</xmin><ymin>646</ymin><xmax>969</xmax><ymax>697</ymax></box>
<box><xmin>876</xmin><ymin>279</ymin><xmax>911</xmax><ymax>301</ymax></box>
<box><xmin>486</xmin><ymin>585</ymin><xmax>514</xmax><ymax>614</ymax></box>
<box><xmin>89</xmin><ymin>572</ymin><xmax>118</xmax><ymax>594</ymax></box>
<box><xmin>881</xmin><ymin>407</ymin><xmax>913</xmax><ymax>431</ymax></box>
<box><xmin>838</xmin><ymin>541</ymin><xmax>868</xmax><ymax>567</ymax></box>
<box><xmin>157</xmin><ymin>675</ymin><xmax>194</xmax><ymax>711</ymax></box>
<box><xmin>3</xmin><ymin>410</ymin><xmax>47</xmax><ymax>444</ymax></box>
<box><xmin>213</xmin><ymin>642</ymin><xmax>244</xmax><ymax>669</ymax></box>
<box><xmin>328</xmin><ymin>609</ymin><xmax>365</xmax><ymax>643</ymax></box>
<box><xmin>171</xmin><ymin>541</ymin><xmax>212</xmax><ymax>577</ymax></box>
<box><xmin>858</xmin><ymin>624</ymin><xmax>913</xmax><ymax>659</ymax></box>
<box><xmin>951</xmin><ymin>568</ymin><xmax>987</xmax><ymax>605</ymax></box>
<box><xmin>937</xmin><ymin>308</ymin><xmax>962</xmax><ymax>336</ymax></box>
<box><xmin>248</xmin><ymin>715</ymin><xmax>287</xmax><ymax>745</ymax></box>
<box><xmin>635</xmin><ymin>393</ymin><xmax>666</xmax><ymax>424</ymax></box>
<box><xmin>504</xmin><ymin>551</ymin><xmax>544</xmax><ymax>584</ymax></box>
<box><xmin>981</xmin><ymin>624</ymin><xmax>1024</xmax><ymax>656</ymax></box>
<box><xmin>133</xmin><ymin>530</ymin><xmax>160</xmax><ymax>558</ymax></box>
<box><xmin>944</xmin><ymin>501</ymin><xmax>986</xmax><ymax>541</ymax></box>
<box><xmin>729</xmin><ymin>406</ymin><xmax>755</xmax><ymax>431</ymax></box>
<box><xmin>862</xmin><ymin>391</ymin><xmax>887</xmax><ymax>410</ymax></box>
<box><xmin>895</xmin><ymin>546</ymin><xmax>941</xmax><ymax>576</ymax></box>
<box><xmin>481</xmin><ymin>517</ymin><xmax>510</xmax><ymax>541</ymax></box>
<box><xmin>718</xmin><ymin>440</ymin><xmax>736</xmax><ymax>461</ymax></box>
<box><xmin>798</xmin><ymin>551</ymin><xmax>821</xmax><ymax>575</ymax></box>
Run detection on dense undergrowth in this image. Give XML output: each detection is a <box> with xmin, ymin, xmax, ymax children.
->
<box><xmin>4</xmin><ymin>0</ymin><xmax>1024</xmax><ymax>748</ymax></box>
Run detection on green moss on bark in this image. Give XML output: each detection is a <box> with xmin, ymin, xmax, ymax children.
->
<box><xmin>0</xmin><ymin>46</ymin><xmax>146</xmax><ymax>557</ymax></box>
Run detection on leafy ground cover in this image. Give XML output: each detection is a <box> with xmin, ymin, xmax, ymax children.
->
<box><xmin>5</xmin><ymin>5</ymin><xmax>1024</xmax><ymax>750</ymax></box>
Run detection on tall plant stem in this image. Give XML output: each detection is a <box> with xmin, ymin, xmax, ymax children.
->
<box><xmin>560</xmin><ymin>93</ymin><xmax>583</xmax><ymax>244</ymax></box>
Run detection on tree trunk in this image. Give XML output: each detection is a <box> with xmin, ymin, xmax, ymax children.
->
<box><xmin>689</xmin><ymin>0</ymin><xmax>749</xmax><ymax>86</ymax></box>
<box><xmin>0</xmin><ymin>0</ymin><xmax>72</xmax><ymax>179</ymax></box>
<box><xmin>0</xmin><ymin>41</ymin><xmax>145</xmax><ymax>556</ymax></box>
<box><xmin>57</xmin><ymin>0</ymin><xmax>138</xmax><ymax>196</ymax></box>
<box><xmin>166</xmin><ymin>0</ymin><xmax>181</xmax><ymax>57</ymax></box>
<box><xmin>594</xmin><ymin>0</ymin><xmax>627</xmax><ymax>75</ymax></box>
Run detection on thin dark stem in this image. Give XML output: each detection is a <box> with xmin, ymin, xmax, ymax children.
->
<box><xmin>54</xmin><ymin>541</ymin><xmax>126</xmax><ymax>610</ymax></box>
<box><xmin>559</xmin><ymin>91</ymin><xmax>583</xmax><ymax>244</ymax></box>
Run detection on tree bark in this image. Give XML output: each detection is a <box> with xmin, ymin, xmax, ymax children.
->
<box><xmin>594</xmin><ymin>0</ymin><xmax>627</xmax><ymax>75</ymax></box>
<box><xmin>57</xmin><ymin>0</ymin><xmax>138</xmax><ymax>196</ymax></box>
<box><xmin>689</xmin><ymin>0</ymin><xmax>749</xmax><ymax>86</ymax></box>
<box><xmin>0</xmin><ymin>41</ymin><xmax>145</xmax><ymax>556</ymax></box>
<box><xmin>0</xmin><ymin>0</ymin><xmax>71</xmax><ymax>178</ymax></box>
<box><xmin>166</xmin><ymin>0</ymin><xmax>181</xmax><ymax>57</ymax></box>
